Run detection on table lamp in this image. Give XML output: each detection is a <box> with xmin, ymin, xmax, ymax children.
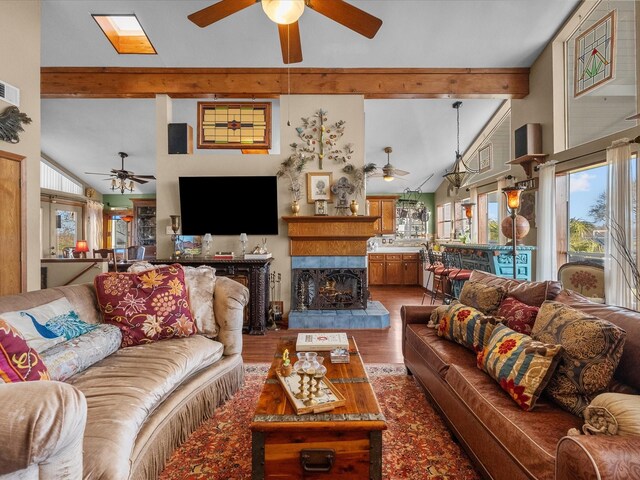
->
<box><xmin>74</xmin><ymin>240</ymin><xmax>89</xmax><ymax>258</ymax></box>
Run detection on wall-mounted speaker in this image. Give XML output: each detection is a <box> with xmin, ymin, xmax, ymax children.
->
<box><xmin>514</xmin><ymin>123</ymin><xmax>542</xmax><ymax>160</ymax></box>
<box><xmin>168</xmin><ymin>123</ymin><xmax>193</xmax><ymax>154</ymax></box>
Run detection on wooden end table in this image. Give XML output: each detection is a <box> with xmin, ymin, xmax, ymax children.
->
<box><xmin>250</xmin><ymin>337</ymin><xmax>387</xmax><ymax>479</ymax></box>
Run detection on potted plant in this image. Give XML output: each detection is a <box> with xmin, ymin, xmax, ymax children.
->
<box><xmin>342</xmin><ymin>162</ymin><xmax>377</xmax><ymax>209</ymax></box>
<box><xmin>277</xmin><ymin>146</ymin><xmax>311</xmax><ymax>215</ymax></box>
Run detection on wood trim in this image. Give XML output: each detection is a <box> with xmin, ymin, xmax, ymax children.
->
<box><xmin>41</xmin><ymin>67</ymin><xmax>530</xmax><ymax>99</ymax></box>
<box><xmin>0</xmin><ymin>150</ymin><xmax>27</xmax><ymax>292</ymax></box>
<box><xmin>282</xmin><ymin>215</ymin><xmax>377</xmax><ymax>256</ymax></box>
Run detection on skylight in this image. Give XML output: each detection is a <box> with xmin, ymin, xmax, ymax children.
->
<box><xmin>92</xmin><ymin>14</ymin><xmax>156</xmax><ymax>54</ymax></box>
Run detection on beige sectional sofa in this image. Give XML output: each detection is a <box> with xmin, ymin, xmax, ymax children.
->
<box><xmin>402</xmin><ymin>271</ymin><xmax>640</xmax><ymax>480</ymax></box>
<box><xmin>0</xmin><ymin>270</ymin><xmax>249</xmax><ymax>480</ymax></box>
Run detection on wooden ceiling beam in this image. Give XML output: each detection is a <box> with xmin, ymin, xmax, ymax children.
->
<box><xmin>41</xmin><ymin>67</ymin><xmax>529</xmax><ymax>99</ymax></box>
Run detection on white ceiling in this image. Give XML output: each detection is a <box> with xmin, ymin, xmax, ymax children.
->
<box><xmin>40</xmin><ymin>0</ymin><xmax>580</xmax><ymax>195</ymax></box>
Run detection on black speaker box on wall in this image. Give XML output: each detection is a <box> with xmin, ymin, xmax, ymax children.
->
<box><xmin>168</xmin><ymin>123</ymin><xmax>193</xmax><ymax>154</ymax></box>
<box><xmin>514</xmin><ymin>123</ymin><xmax>542</xmax><ymax>160</ymax></box>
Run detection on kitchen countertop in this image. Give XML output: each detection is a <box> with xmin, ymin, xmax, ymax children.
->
<box><xmin>368</xmin><ymin>246</ymin><xmax>425</xmax><ymax>254</ymax></box>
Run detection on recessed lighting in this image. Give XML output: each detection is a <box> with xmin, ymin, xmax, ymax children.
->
<box><xmin>92</xmin><ymin>14</ymin><xmax>156</xmax><ymax>55</ymax></box>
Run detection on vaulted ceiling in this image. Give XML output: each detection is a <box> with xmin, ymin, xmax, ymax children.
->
<box><xmin>40</xmin><ymin>0</ymin><xmax>580</xmax><ymax>195</ymax></box>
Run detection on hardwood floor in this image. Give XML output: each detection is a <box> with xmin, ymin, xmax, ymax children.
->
<box><xmin>242</xmin><ymin>285</ymin><xmax>440</xmax><ymax>364</ymax></box>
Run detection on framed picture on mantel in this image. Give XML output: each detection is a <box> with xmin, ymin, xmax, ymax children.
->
<box><xmin>307</xmin><ymin>172</ymin><xmax>333</xmax><ymax>203</ymax></box>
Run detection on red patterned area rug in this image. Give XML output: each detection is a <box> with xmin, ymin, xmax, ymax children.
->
<box><xmin>160</xmin><ymin>364</ymin><xmax>480</xmax><ymax>480</ymax></box>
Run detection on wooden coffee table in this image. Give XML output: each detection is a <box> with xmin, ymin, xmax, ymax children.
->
<box><xmin>250</xmin><ymin>336</ymin><xmax>387</xmax><ymax>479</ymax></box>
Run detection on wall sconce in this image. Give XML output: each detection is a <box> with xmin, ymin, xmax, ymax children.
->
<box><xmin>501</xmin><ymin>186</ymin><xmax>525</xmax><ymax>279</ymax></box>
<box><xmin>74</xmin><ymin>240</ymin><xmax>89</xmax><ymax>258</ymax></box>
<box><xmin>462</xmin><ymin>202</ymin><xmax>475</xmax><ymax>220</ymax></box>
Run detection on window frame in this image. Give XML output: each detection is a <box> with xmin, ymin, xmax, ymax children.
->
<box><xmin>436</xmin><ymin>202</ymin><xmax>452</xmax><ymax>240</ymax></box>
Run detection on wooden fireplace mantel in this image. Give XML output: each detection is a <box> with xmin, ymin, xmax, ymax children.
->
<box><xmin>282</xmin><ymin>216</ymin><xmax>379</xmax><ymax>256</ymax></box>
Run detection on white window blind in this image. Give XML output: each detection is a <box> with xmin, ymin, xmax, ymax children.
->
<box><xmin>40</xmin><ymin>160</ymin><xmax>83</xmax><ymax>195</ymax></box>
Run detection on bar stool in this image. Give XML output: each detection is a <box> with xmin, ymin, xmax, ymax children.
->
<box><xmin>444</xmin><ymin>251</ymin><xmax>473</xmax><ymax>301</ymax></box>
<box><xmin>421</xmin><ymin>249</ymin><xmax>442</xmax><ymax>305</ymax></box>
<box><xmin>430</xmin><ymin>250</ymin><xmax>452</xmax><ymax>305</ymax></box>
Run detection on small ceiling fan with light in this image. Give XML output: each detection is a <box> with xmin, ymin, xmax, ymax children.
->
<box><xmin>187</xmin><ymin>0</ymin><xmax>383</xmax><ymax>64</ymax></box>
<box><xmin>370</xmin><ymin>146</ymin><xmax>410</xmax><ymax>182</ymax></box>
<box><xmin>85</xmin><ymin>152</ymin><xmax>155</xmax><ymax>194</ymax></box>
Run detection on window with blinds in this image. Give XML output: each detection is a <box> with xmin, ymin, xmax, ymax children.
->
<box><xmin>40</xmin><ymin>160</ymin><xmax>83</xmax><ymax>195</ymax></box>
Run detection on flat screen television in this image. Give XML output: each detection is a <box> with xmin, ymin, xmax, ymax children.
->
<box><xmin>178</xmin><ymin>176</ymin><xmax>279</xmax><ymax>236</ymax></box>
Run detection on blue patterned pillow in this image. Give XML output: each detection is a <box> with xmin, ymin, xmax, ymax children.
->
<box><xmin>0</xmin><ymin>297</ymin><xmax>97</xmax><ymax>352</ymax></box>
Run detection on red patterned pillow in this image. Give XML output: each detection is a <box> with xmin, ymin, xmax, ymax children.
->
<box><xmin>497</xmin><ymin>297</ymin><xmax>540</xmax><ymax>335</ymax></box>
<box><xmin>0</xmin><ymin>320</ymin><xmax>50</xmax><ymax>383</ymax></box>
<box><xmin>94</xmin><ymin>264</ymin><xmax>196</xmax><ymax>347</ymax></box>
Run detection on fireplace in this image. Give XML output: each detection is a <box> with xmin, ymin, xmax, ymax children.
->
<box><xmin>292</xmin><ymin>267</ymin><xmax>367</xmax><ymax>310</ymax></box>
<box><xmin>283</xmin><ymin>216</ymin><xmax>389</xmax><ymax>329</ymax></box>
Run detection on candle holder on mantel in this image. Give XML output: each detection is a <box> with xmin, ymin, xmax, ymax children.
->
<box><xmin>170</xmin><ymin>215</ymin><xmax>182</xmax><ymax>260</ymax></box>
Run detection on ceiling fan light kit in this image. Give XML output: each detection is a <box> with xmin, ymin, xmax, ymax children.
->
<box><xmin>262</xmin><ymin>0</ymin><xmax>305</xmax><ymax>25</ymax></box>
<box><xmin>188</xmin><ymin>0</ymin><xmax>382</xmax><ymax>64</ymax></box>
<box><xmin>371</xmin><ymin>146</ymin><xmax>410</xmax><ymax>182</ymax></box>
<box><xmin>85</xmin><ymin>151</ymin><xmax>156</xmax><ymax>195</ymax></box>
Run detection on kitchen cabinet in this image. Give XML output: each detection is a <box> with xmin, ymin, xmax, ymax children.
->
<box><xmin>402</xmin><ymin>253</ymin><xmax>420</xmax><ymax>285</ymax></box>
<box><xmin>368</xmin><ymin>254</ymin><xmax>386</xmax><ymax>285</ymax></box>
<box><xmin>367</xmin><ymin>195</ymin><xmax>399</xmax><ymax>235</ymax></box>
<box><xmin>368</xmin><ymin>252</ymin><xmax>420</xmax><ymax>285</ymax></box>
<box><xmin>131</xmin><ymin>199</ymin><xmax>156</xmax><ymax>259</ymax></box>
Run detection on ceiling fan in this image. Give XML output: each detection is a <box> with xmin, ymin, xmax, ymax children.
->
<box><xmin>370</xmin><ymin>147</ymin><xmax>410</xmax><ymax>182</ymax></box>
<box><xmin>85</xmin><ymin>152</ymin><xmax>156</xmax><ymax>194</ymax></box>
<box><xmin>187</xmin><ymin>0</ymin><xmax>383</xmax><ymax>64</ymax></box>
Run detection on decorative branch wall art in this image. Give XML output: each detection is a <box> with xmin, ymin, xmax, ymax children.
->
<box><xmin>294</xmin><ymin>109</ymin><xmax>353</xmax><ymax>169</ymax></box>
<box><xmin>0</xmin><ymin>106</ymin><xmax>32</xmax><ymax>144</ymax></box>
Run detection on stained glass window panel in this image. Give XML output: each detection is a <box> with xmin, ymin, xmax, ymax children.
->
<box><xmin>198</xmin><ymin>102</ymin><xmax>271</xmax><ymax>149</ymax></box>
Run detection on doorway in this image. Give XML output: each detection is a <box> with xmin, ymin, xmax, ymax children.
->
<box><xmin>41</xmin><ymin>199</ymin><xmax>84</xmax><ymax>258</ymax></box>
<box><xmin>0</xmin><ymin>151</ymin><xmax>26</xmax><ymax>295</ymax></box>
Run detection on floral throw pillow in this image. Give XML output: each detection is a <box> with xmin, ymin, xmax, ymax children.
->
<box><xmin>0</xmin><ymin>320</ymin><xmax>50</xmax><ymax>383</ymax></box>
<box><xmin>478</xmin><ymin>323</ymin><xmax>563</xmax><ymax>411</ymax></box>
<box><xmin>94</xmin><ymin>264</ymin><xmax>196</xmax><ymax>347</ymax></box>
<box><xmin>437</xmin><ymin>303</ymin><xmax>502</xmax><ymax>353</ymax></box>
<box><xmin>497</xmin><ymin>296</ymin><xmax>540</xmax><ymax>335</ymax></box>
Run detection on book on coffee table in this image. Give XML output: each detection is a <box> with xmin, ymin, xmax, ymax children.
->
<box><xmin>296</xmin><ymin>332</ymin><xmax>349</xmax><ymax>351</ymax></box>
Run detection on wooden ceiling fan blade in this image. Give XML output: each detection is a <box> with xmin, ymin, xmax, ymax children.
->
<box><xmin>307</xmin><ymin>0</ymin><xmax>382</xmax><ymax>39</ymax></box>
<box><xmin>130</xmin><ymin>177</ymin><xmax>149</xmax><ymax>184</ymax></box>
<box><xmin>131</xmin><ymin>174</ymin><xmax>156</xmax><ymax>179</ymax></box>
<box><xmin>278</xmin><ymin>22</ymin><xmax>303</xmax><ymax>64</ymax></box>
<box><xmin>188</xmin><ymin>0</ymin><xmax>257</xmax><ymax>28</ymax></box>
<box><xmin>394</xmin><ymin>169</ymin><xmax>410</xmax><ymax>176</ymax></box>
<box><xmin>85</xmin><ymin>172</ymin><xmax>113</xmax><ymax>175</ymax></box>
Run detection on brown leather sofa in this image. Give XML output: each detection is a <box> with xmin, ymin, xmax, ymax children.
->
<box><xmin>402</xmin><ymin>271</ymin><xmax>640</xmax><ymax>480</ymax></box>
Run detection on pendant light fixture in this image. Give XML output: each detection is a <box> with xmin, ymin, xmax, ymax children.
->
<box><xmin>443</xmin><ymin>101</ymin><xmax>479</xmax><ymax>189</ymax></box>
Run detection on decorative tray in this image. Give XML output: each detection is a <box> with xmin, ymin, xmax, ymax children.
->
<box><xmin>276</xmin><ymin>370</ymin><xmax>346</xmax><ymax>415</ymax></box>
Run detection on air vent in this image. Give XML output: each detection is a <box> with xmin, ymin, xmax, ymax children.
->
<box><xmin>0</xmin><ymin>80</ymin><xmax>20</xmax><ymax>107</ymax></box>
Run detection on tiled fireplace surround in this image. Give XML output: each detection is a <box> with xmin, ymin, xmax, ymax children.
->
<box><xmin>284</xmin><ymin>216</ymin><xmax>390</xmax><ymax>329</ymax></box>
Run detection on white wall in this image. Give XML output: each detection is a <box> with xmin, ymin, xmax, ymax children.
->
<box><xmin>156</xmin><ymin>94</ymin><xmax>366</xmax><ymax>313</ymax></box>
<box><xmin>0</xmin><ymin>1</ymin><xmax>41</xmax><ymax>291</ymax></box>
